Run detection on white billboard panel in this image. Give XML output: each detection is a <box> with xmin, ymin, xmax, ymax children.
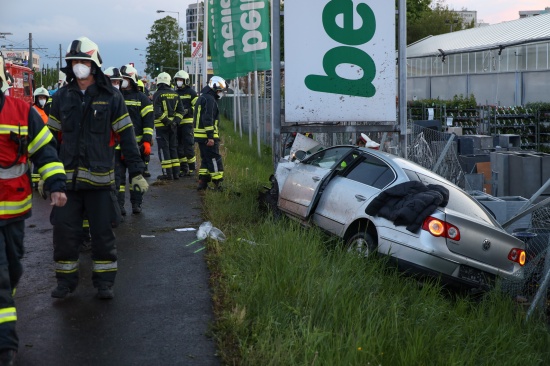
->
<box><xmin>285</xmin><ymin>1</ymin><xmax>396</xmax><ymax>123</ymax></box>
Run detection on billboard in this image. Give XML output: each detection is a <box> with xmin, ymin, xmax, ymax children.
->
<box><xmin>285</xmin><ymin>0</ymin><xmax>396</xmax><ymax>123</ymax></box>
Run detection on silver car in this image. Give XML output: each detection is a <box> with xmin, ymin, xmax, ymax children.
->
<box><xmin>268</xmin><ymin>145</ymin><xmax>527</xmax><ymax>290</ymax></box>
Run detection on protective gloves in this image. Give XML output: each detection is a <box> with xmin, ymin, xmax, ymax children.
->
<box><xmin>142</xmin><ymin>141</ymin><xmax>151</xmax><ymax>156</ymax></box>
<box><xmin>37</xmin><ymin>180</ymin><xmax>47</xmax><ymax>200</ymax></box>
<box><xmin>131</xmin><ymin>175</ymin><xmax>149</xmax><ymax>194</ymax></box>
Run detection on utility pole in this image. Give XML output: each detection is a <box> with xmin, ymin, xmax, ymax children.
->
<box><xmin>29</xmin><ymin>32</ymin><xmax>33</xmax><ymax>70</ymax></box>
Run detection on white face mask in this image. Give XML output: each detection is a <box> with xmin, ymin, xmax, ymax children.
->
<box><xmin>39</xmin><ymin>99</ymin><xmax>47</xmax><ymax>107</ymax></box>
<box><xmin>112</xmin><ymin>83</ymin><xmax>120</xmax><ymax>89</ymax></box>
<box><xmin>121</xmin><ymin>79</ymin><xmax>129</xmax><ymax>89</ymax></box>
<box><xmin>176</xmin><ymin>80</ymin><xmax>183</xmax><ymax>88</ymax></box>
<box><xmin>73</xmin><ymin>63</ymin><xmax>91</xmax><ymax>79</ymax></box>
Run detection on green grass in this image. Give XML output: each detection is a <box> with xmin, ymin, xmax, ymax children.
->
<box><xmin>203</xmin><ymin>120</ymin><xmax>550</xmax><ymax>365</ymax></box>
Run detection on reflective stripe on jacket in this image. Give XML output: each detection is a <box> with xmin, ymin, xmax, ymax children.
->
<box><xmin>193</xmin><ymin>86</ymin><xmax>219</xmax><ymax>142</ymax></box>
<box><xmin>1</xmin><ymin>95</ymin><xmax>66</xmax><ymax>220</ymax></box>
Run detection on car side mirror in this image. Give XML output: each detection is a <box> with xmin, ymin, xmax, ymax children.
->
<box><xmin>293</xmin><ymin>150</ymin><xmax>308</xmax><ymax>161</ymax></box>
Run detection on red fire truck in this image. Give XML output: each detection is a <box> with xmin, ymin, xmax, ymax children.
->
<box><xmin>5</xmin><ymin>61</ymin><xmax>35</xmax><ymax>104</ymax></box>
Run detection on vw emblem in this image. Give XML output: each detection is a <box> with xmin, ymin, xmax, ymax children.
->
<box><xmin>482</xmin><ymin>239</ymin><xmax>491</xmax><ymax>251</ymax></box>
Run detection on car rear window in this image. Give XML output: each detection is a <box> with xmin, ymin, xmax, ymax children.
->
<box><xmin>404</xmin><ymin>169</ymin><xmax>497</xmax><ymax>225</ymax></box>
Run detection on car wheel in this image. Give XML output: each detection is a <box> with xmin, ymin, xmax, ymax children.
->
<box><xmin>346</xmin><ymin>232</ymin><xmax>377</xmax><ymax>257</ymax></box>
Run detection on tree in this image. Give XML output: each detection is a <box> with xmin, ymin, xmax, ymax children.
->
<box><xmin>145</xmin><ymin>16</ymin><xmax>183</xmax><ymax>77</ymax></box>
<box><xmin>406</xmin><ymin>0</ymin><xmax>474</xmax><ymax>45</ymax></box>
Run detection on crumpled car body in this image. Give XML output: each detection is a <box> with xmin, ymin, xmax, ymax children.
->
<box><xmin>271</xmin><ymin>145</ymin><xmax>526</xmax><ymax>290</ymax></box>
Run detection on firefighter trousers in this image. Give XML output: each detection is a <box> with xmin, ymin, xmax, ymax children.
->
<box><xmin>0</xmin><ymin>220</ymin><xmax>24</xmax><ymax>351</ymax></box>
<box><xmin>52</xmin><ymin>190</ymin><xmax>118</xmax><ymax>290</ymax></box>
<box><xmin>177</xmin><ymin>123</ymin><xmax>196</xmax><ymax>172</ymax></box>
<box><xmin>115</xmin><ymin>150</ymin><xmax>144</xmax><ymax>207</ymax></box>
<box><xmin>197</xmin><ymin>140</ymin><xmax>224</xmax><ymax>183</ymax></box>
<box><xmin>156</xmin><ymin>125</ymin><xmax>180</xmax><ymax>178</ymax></box>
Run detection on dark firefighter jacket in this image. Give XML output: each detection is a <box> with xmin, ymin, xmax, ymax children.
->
<box><xmin>175</xmin><ymin>86</ymin><xmax>198</xmax><ymax>124</ymax></box>
<box><xmin>193</xmin><ymin>86</ymin><xmax>220</xmax><ymax>142</ymax></box>
<box><xmin>365</xmin><ymin>181</ymin><xmax>450</xmax><ymax>233</ymax></box>
<box><xmin>47</xmin><ymin>78</ymin><xmax>144</xmax><ymax>191</ymax></box>
<box><xmin>152</xmin><ymin>84</ymin><xmax>184</xmax><ymax>130</ymax></box>
<box><xmin>0</xmin><ymin>92</ymin><xmax>66</xmax><ymax>224</ymax></box>
<box><xmin>121</xmin><ymin>88</ymin><xmax>154</xmax><ymax>144</ymax></box>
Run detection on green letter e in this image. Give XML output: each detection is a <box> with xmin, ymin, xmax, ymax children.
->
<box><xmin>305</xmin><ymin>46</ymin><xmax>376</xmax><ymax>98</ymax></box>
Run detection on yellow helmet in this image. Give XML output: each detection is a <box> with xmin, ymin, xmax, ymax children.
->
<box><xmin>137</xmin><ymin>79</ymin><xmax>145</xmax><ymax>91</ymax></box>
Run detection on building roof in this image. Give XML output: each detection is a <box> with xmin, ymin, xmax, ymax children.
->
<box><xmin>407</xmin><ymin>13</ymin><xmax>550</xmax><ymax>58</ymax></box>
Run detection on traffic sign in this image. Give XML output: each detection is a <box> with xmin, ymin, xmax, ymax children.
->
<box><xmin>191</xmin><ymin>41</ymin><xmax>203</xmax><ymax>58</ymax></box>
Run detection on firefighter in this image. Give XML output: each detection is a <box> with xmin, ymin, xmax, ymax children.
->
<box><xmin>0</xmin><ymin>51</ymin><xmax>67</xmax><ymax>364</ymax></box>
<box><xmin>194</xmin><ymin>76</ymin><xmax>227</xmax><ymax>191</ymax></box>
<box><xmin>104</xmin><ymin>66</ymin><xmax>123</xmax><ymax>89</ymax></box>
<box><xmin>47</xmin><ymin>36</ymin><xmax>148</xmax><ymax>300</ymax></box>
<box><xmin>118</xmin><ymin>64</ymin><xmax>154</xmax><ymax>214</ymax></box>
<box><xmin>173</xmin><ymin>70</ymin><xmax>198</xmax><ymax>177</ymax></box>
<box><xmin>31</xmin><ymin>87</ymin><xmax>50</xmax><ymax>187</ymax></box>
<box><xmin>152</xmin><ymin>72</ymin><xmax>185</xmax><ymax>180</ymax></box>
<box><xmin>137</xmin><ymin>79</ymin><xmax>152</xmax><ymax>177</ymax></box>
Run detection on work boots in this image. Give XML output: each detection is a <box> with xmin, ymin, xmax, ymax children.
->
<box><xmin>197</xmin><ymin>180</ymin><xmax>208</xmax><ymax>191</ymax></box>
<box><xmin>132</xmin><ymin>203</ymin><xmax>142</xmax><ymax>214</ymax></box>
<box><xmin>51</xmin><ymin>285</ymin><xmax>72</xmax><ymax>299</ymax></box>
<box><xmin>97</xmin><ymin>286</ymin><xmax>114</xmax><ymax>300</ymax></box>
<box><xmin>179</xmin><ymin>163</ymin><xmax>190</xmax><ymax>177</ymax></box>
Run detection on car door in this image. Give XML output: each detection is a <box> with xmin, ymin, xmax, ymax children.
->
<box><xmin>313</xmin><ymin>153</ymin><xmax>397</xmax><ymax>236</ymax></box>
<box><xmin>278</xmin><ymin>146</ymin><xmax>356</xmax><ymax>219</ymax></box>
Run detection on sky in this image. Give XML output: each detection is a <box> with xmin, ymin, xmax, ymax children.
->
<box><xmin>2</xmin><ymin>0</ymin><xmax>549</xmax><ymax>80</ymax></box>
<box><xmin>2</xmin><ymin>0</ymin><xmax>200</xmax><ymax>79</ymax></box>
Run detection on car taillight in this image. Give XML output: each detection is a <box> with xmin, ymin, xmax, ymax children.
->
<box><xmin>508</xmin><ymin>248</ymin><xmax>526</xmax><ymax>266</ymax></box>
<box><xmin>422</xmin><ymin>216</ymin><xmax>461</xmax><ymax>240</ymax></box>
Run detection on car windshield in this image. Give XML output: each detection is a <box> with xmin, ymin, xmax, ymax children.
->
<box><xmin>404</xmin><ymin>169</ymin><xmax>499</xmax><ymax>226</ymax></box>
<box><xmin>302</xmin><ymin>146</ymin><xmax>356</xmax><ymax>169</ymax></box>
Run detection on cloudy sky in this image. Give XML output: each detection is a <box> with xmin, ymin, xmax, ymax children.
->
<box><xmin>2</xmin><ymin>0</ymin><xmax>549</xmax><ymax>79</ymax></box>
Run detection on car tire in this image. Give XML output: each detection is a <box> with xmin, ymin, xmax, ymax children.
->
<box><xmin>346</xmin><ymin>232</ymin><xmax>377</xmax><ymax>257</ymax></box>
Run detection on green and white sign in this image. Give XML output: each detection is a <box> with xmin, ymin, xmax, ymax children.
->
<box><xmin>208</xmin><ymin>0</ymin><xmax>271</xmax><ymax>79</ymax></box>
<box><xmin>285</xmin><ymin>0</ymin><xmax>396</xmax><ymax>123</ymax></box>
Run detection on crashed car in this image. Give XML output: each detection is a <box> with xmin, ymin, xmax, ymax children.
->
<box><xmin>266</xmin><ymin>144</ymin><xmax>527</xmax><ymax>290</ymax></box>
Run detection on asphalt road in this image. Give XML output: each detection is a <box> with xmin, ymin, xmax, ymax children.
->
<box><xmin>14</xmin><ymin>151</ymin><xmax>220</xmax><ymax>366</ymax></box>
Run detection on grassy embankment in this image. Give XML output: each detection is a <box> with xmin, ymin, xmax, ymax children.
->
<box><xmin>201</xmin><ymin>119</ymin><xmax>550</xmax><ymax>365</ymax></box>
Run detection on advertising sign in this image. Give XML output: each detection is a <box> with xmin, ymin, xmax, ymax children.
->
<box><xmin>285</xmin><ymin>0</ymin><xmax>396</xmax><ymax>123</ymax></box>
<box><xmin>191</xmin><ymin>41</ymin><xmax>203</xmax><ymax>58</ymax></box>
<box><xmin>208</xmin><ymin>0</ymin><xmax>271</xmax><ymax>79</ymax></box>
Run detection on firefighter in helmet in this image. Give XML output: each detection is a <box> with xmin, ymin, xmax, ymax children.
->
<box><xmin>194</xmin><ymin>76</ymin><xmax>227</xmax><ymax>190</ymax></box>
<box><xmin>173</xmin><ymin>70</ymin><xmax>198</xmax><ymax>177</ymax></box>
<box><xmin>0</xmin><ymin>51</ymin><xmax>67</xmax><ymax>364</ymax></box>
<box><xmin>152</xmin><ymin>72</ymin><xmax>185</xmax><ymax>180</ymax></box>
<box><xmin>30</xmin><ymin>87</ymin><xmax>51</xmax><ymax>187</ymax></box>
<box><xmin>47</xmin><ymin>36</ymin><xmax>148</xmax><ymax>300</ymax></box>
<box><xmin>104</xmin><ymin>67</ymin><xmax>123</xmax><ymax>89</ymax></box>
<box><xmin>117</xmin><ymin>64</ymin><xmax>154</xmax><ymax>214</ymax></box>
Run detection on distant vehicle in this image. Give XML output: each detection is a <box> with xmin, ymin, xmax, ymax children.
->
<box><xmin>5</xmin><ymin>61</ymin><xmax>35</xmax><ymax>104</ymax></box>
<box><xmin>264</xmin><ymin>145</ymin><xmax>528</xmax><ymax>291</ymax></box>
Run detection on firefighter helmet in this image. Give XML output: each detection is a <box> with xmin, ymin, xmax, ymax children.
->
<box><xmin>0</xmin><ymin>52</ymin><xmax>8</xmax><ymax>93</ymax></box>
<box><xmin>65</xmin><ymin>36</ymin><xmax>102</xmax><ymax>67</ymax></box>
<box><xmin>208</xmin><ymin>76</ymin><xmax>227</xmax><ymax>92</ymax></box>
<box><xmin>104</xmin><ymin>67</ymin><xmax>123</xmax><ymax>81</ymax></box>
<box><xmin>174</xmin><ymin>70</ymin><xmax>190</xmax><ymax>86</ymax></box>
<box><xmin>120</xmin><ymin>64</ymin><xmax>138</xmax><ymax>85</ymax></box>
<box><xmin>137</xmin><ymin>79</ymin><xmax>145</xmax><ymax>91</ymax></box>
<box><xmin>59</xmin><ymin>70</ymin><xmax>67</xmax><ymax>83</ymax></box>
<box><xmin>156</xmin><ymin>72</ymin><xmax>171</xmax><ymax>86</ymax></box>
<box><xmin>33</xmin><ymin>87</ymin><xmax>50</xmax><ymax>98</ymax></box>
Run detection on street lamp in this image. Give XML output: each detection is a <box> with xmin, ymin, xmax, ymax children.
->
<box><xmin>157</xmin><ymin>9</ymin><xmax>181</xmax><ymax>70</ymax></box>
<box><xmin>445</xmin><ymin>19</ymin><xmax>459</xmax><ymax>33</ymax></box>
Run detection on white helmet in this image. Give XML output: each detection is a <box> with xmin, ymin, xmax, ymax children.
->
<box><xmin>104</xmin><ymin>67</ymin><xmax>123</xmax><ymax>81</ymax></box>
<box><xmin>208</xmin><ymin>76</ymin><xmax>227</xmax><ymax>92</ymax></box>
<box><xmin>0</xmin><ymin>52</ymin><xmax>8</xmax><ymax>93</ymax></box>
<box><xmin>174</xmin><ymin>70</ymin><xmax>190</xmax><ymax>86</ymax></box>
<box><xmin>157</xmin><ymin>72</ymin><xmax>171</xmax><ymax>86</ymax></box>
<box><xmin>120</xmin><ymin>64</ymin><xmax>138</xmax><ymax>85</ymax></box>
<box><xmin>33</xmin><ymin>87</ymin><xmax>50</xmax><ymax>97</ymax></box>
<box><xmin>59</xmin><ymin>70</ymin><xmax>67</xmax><ymax>83</ymax></box>
<box><xmin>65</xmin><ymin>36</ymin><xmax>102</xmax><ymax>67</ymax></box>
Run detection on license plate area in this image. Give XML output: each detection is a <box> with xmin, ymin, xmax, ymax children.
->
<box><xmin>458</xmin><ymin>265</ymin><xmax>495</xmax><ymax>288</ymax></box>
